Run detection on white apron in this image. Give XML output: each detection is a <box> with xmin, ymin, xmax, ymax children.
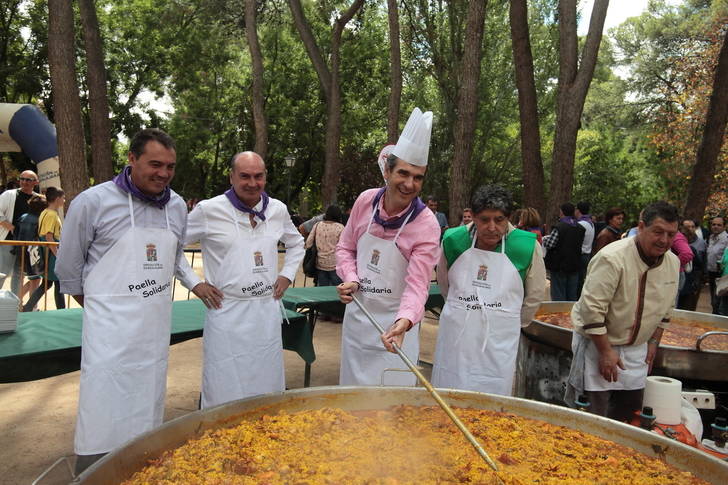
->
<box><xmin>432</xmin><ymin>230</ymin><xmax>524</xmax><ymax>396</ymax></box>
<box><xmin>340</xmin><ymin>211</ymin><xmax>419</xmax><ymax>386</ymax></box>
<box><xmin>75</xmin><ymin>194</ymin><xmax>177</xmax><ymax>454</ymax></box>
<box><xmin>574</xmin><ymin>332</ymin><xmax>649</xmax><ymax>391</ymax></box>
<box><xmin>201</xmin><ymin>206</ymin><xmax>284</xmax><ymax>409</ymax></box>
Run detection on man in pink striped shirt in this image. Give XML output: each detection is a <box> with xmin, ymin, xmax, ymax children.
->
<box><xmin>336</xmin><ymin>108</ymin><xmax>441</xmax><ymax>386</ymax></box>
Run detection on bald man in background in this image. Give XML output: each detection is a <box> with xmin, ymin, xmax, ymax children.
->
<box><xmin>0</xmin><ymin>170</ymin><xmax>39</xmax><ymax>295</ymax></box>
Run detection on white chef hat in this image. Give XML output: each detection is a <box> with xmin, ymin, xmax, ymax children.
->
<box><xmin>377</xmin><ymin>144</ymin><xmax>395</xmax><ymax>181</ymax></box>
<box><xmin>392</xmin><ymin>107</ymin><xmax>433</xmax><ymax>167</ymax></box>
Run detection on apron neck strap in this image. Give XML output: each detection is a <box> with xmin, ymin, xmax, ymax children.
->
<box><xmin>367</xmin><ymin>202</ymin><xmax>414</xmax><ymax>244</ymax></box>
<box><xmin>128</xmin><ymin>192</ymin><xmax>170</xmax><ymax>230</ymax></box>
<box><xmin>231</xmin><ymin>203</ymin><xmax>266</xmax><ymax>236</ymax></box>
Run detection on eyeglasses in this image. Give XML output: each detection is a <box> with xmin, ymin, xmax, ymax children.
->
<box><xmin>19</xmin><ymin>177</ymin><xmax>36</xmax><ymax>182</ymax></box>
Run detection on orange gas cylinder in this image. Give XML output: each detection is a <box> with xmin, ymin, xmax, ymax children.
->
<box><xmin>630</xmin><ymin>409</ymin><xmax>728</xmax><ymax>460</ymax></box>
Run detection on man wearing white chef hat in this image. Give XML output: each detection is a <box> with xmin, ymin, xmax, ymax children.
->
<box><xmin>566</xmin><ymin>201</ymin><xmax>680</xmax><ymax>422</ymax></box>
<box><xmin>336</xmin><ymin>108</ymin><xmax>441</xmax><ymax>386</ymax></box>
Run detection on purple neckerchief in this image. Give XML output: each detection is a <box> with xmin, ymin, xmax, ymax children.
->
<box><xmin>113</xmin><ymin>165</ymin><xmax>170</xmax><ymax>209</ymax></box>
<box><xmin>371</xmin><ymin>187</ymin><xmax>426</xmax><ymax>230</ymax></box>
<box><xmin>225</xmin><ymin>188</ymin><xmax>269</xmax><ymax>221</ymax></box>
<box><xmin>577</xmin><ymin>215</ymin><xmax>593</xmax><ymax>226</ymax></box>
<box><xmin>559</xmin><ymin>216</ymin><xmax>577</xmax><ymax>226</ymax></box>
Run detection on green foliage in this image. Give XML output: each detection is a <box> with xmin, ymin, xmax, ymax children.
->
<box><xmin>1</xmin><ymin>0</ymin><xmax>721</xmax><ymax>219</ymax></box>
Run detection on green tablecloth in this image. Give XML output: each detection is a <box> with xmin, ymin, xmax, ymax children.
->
<box><xmin>0</xmin><ymin>299</ymin><xmax>312</xmax><ymax>383</ymax></box>
<box><xmin>282</xmin><ymin>283</ymin><xmax>444</xmax><ymax>312</ymax></box>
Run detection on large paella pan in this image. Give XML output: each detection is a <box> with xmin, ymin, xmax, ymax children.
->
<box><xmin>75</xmin><ymin>387</ymin><xmax>728</xmax><ymax>484</ymax></box>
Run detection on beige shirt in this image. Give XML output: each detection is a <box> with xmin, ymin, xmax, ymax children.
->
<box><xmin>305</xmin><ymin>221</ymin><xmax>344</xmax><ymax>271</ymax></box>
<box><xmin>572</xmin><ymin>237</ymin><xmax>679</xmax><ymax>346</ymax></box>
<box><xmin>437</xmin><ymin>223</ymin><xmax>547</xmax><ymax>327</ymax></box>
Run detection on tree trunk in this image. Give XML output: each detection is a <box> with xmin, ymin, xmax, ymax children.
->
<box><xmin>245</xmin><ymin>0</ymin><xmax>269</xmax><ymax>161</ymax></box>
<box><xmin>288</xmin><ymin>0</ymin><xmax>365</xmax><ymax>206</ymax></box>
<box><xmin>510</xmin><ymin>0</ymin><xmax>545</xmax><ymax>216</ymax></box>
<box><xmin>545</xmin><ymin>0</ymin><xmax>608</xmax><ymax>224</ymax></box>
<box><xmin>448</xmin><ymin>0</ymin><xmax>488</xmax><ymax>226</ymax></box>
<box><xmin>78</xmin><ymin>0</ymin><xmax>113</xmax><ymax>184</ymax></box>
<box><xmin>48</xmin><ymin>0</ymin><xmax>89</xmax><ymax>201</ymax></box>
<box><xmin>683</xmin><ymin>27</ymin><xmax>728</xmax><ymax>221</ymax></box>
<box><xmin>386</xmin><ymin>0</ymin><xmax>402</xmax><ymax>144</ymax></box>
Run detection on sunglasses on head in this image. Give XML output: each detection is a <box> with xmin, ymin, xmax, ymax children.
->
<box><xmin>19</xmin><ymin>177</ymin><xmax>36</xmax><ymax>182</ymax></box>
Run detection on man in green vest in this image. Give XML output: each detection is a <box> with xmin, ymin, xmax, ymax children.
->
<box><xmin>431</xmin><ymin>185</ymin><xmax>546</xmax><ymax>395</ymax></box>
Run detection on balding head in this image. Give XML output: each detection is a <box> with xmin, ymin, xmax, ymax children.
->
<box><xmin>19</xmin><ymin>170</ymin><xmax>39</xmax><ymax>194</ymax></box>
<box><xmin>230</xmin><ymin>151</ymin><xmax>265</xmax><ymax>172</ymax></box>
<box><xmin>229</xmin><ymin>151</ymin><xmax>267</xmax><ymax>207</ymax></box>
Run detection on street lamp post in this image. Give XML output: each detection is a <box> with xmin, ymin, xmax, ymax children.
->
<box><xmin>284</xmin><ymin>154</ymin><xmax>296</xmax><ymax>206</ymax></box>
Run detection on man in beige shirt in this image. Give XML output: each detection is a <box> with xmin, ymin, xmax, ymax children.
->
<box><xmin>566</xmin><ymin>201</ymin><xmax>680</xmax><ymax>422</ymax></box>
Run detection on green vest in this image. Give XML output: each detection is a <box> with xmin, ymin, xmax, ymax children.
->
<box><xmin>442</xmin><ymin>225</ymin><xmax>537</xmax><ymax>282</ymax></box>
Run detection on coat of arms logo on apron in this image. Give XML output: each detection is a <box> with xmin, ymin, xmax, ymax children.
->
<box><xmin>370</xmin><ymin>249</ymin><xmax>380</xmax><ymax>266</ymax></box>
<box><xmin>146</xmin><ymin>243</ymin><xmax>157</xmax><ymax>262</ymax></box>
<box><xmin>254</xmin><ymin>251</ymin><xmax>264</xmax><ymax>267</ymax></box>
<box><xmin>477</xmin><ymin>264</ymin><xmax>488</xmax><ymax>281</ymax></box>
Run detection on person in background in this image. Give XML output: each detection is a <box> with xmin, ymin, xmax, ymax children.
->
<box><xmin>574</xmin><ymin>201</ymin><xmax>594</xmax><ymax>297</ymax></box>
<box><xmin>678</xmin><ymin>219</ymin><xmax>706</xmax><ymax>311</ymax></box>
<box><xmin>718</xmin><ymin>247</ymin><xmax>728</xmax><ymax>315</ymax></box>
<box><xmin>518</xmin><ymin>207</ymin><xmax>542</xmax><ymax>244</ymax></box>
<box><xmin>426</xmin><ymin>195</ymin><xmax>449</xmax><ymax>236</ymax></box>
<box><xmin>461</xmin><ymin>207</ymin><xmax>473</xmax><ymax>225</ymax></box>
<box><xmin>543</xmin><ymin>202</ymin><xmax>585</xmax><ymax>301</ymax></box>
<box><xmin>670</xmin><ymin>222</ymin><xmax>694</xmax><ymax>304</ymax></box>
<box><xmin>298</xmin><ymin>213</ymin><xmax>324</xmax><ymax>238</ymax></box>
<box><xmin>306</xmin><ymin>205</ymin><xmax>345</xmax><ymax>287</ymax></box>
<box><xmin>23</xmin><ymin>187</ymin><xmax>67</xmax><ymax>311</ymax></box>
<box><xmin>707</xmin><ymin>216</ymin><xmax>728</xmax><ymax>314</ymax></box>
<box><xmin>566</xmin><ymin>201</ymin><xmax>679</xmax><ymax>422</ymax></box>
<box><xmin>336</xmin><ymin>107</ymin><xmax>440</xmax><ymax>386</ymax></box>
<box><xmin>15</xmin><ymin>193</ymin><xmax>47</xmax><ymax>305</ymax></box>
<box><xmin>0</xmin><ymin>170</ymin><xmax>39</xmax><ymax>294</ymax></box>
<box><xmin>432</xmin><ymin>185</ymin><xmax>546</xmax><ymax>395</ymax></box>
<box><xmin>592</xmin><ymin>207</ymin><xmax>625</xmax><ymax>254</ymax></box>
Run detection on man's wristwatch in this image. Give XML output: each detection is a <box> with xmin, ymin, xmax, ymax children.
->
<box><xmin>648</xmin><ymin>337</ymin><xmax>659</xmax><ymax>345</ymax></box>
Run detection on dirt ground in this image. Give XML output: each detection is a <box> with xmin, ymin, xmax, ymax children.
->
<box><xmin>0</xmin><ymin>251</ymin><xmax>715</xmax><ymax>484</ymax></box>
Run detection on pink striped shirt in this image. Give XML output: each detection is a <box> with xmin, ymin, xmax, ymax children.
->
<box><xmin>336</xmin><ymin>188</ymin><xmax>441</xmax><ymax>325</ymax></box>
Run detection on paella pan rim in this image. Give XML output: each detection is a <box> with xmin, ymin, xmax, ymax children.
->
<box><xmin>75</xmin><ymin>386</ymin><xmax>728</xmax><ymax>485</ymax></box>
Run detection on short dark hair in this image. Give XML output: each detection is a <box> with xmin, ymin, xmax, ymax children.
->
<box><xmin>28</xmin><ymin>194</ymin><xmax>47</xmax><ymax>215</ymax></box>
<box><xmin>385</xmin><ymin>153</ymin><xmax>427</xmax><ymax>174</ymax></box>
<box><xmin>426</xmin><ymin>195</ymin><xmax>437</xmax><ymax>203</ymax></box>
<box><xmin>711</xmin><ymin>216</ymin><xmax>725</xmax><ymax>225</ymax></box>
<box><xmin>44</xmin><ymin>186</ymin><xmax>65</xmax><ymax>204</ymax></box>
<box><xmin>470</xmin><ymin>185</ymin><xmax>513</xmax><ymax>217</ymax></box>
<box><xmin>576</xmin><ymin>201</ymin><xmax>590</xmax><ymax>214</ymax></box>
<box><xmin>605</xmin><ymin>207</ymin><xmax>625</xmax><ymax>222</ymax></box>
<box><xmin>641</xmin><ymin>201</ymin><xmax>679</xmax><ymax>226</ymax></box>
<box><xmin>324</xmin><ymin>205</ymin><xmax>342</xmax><ymax>223</ymax></box>
<box><xmin>560</xmin><ymin>202</ymin><xmax>575</xmax><ymax>217</ymax></box>
<box><xmin>129</xmin><ymin>128</ymin><xmax>175</xmax><ymax>158</ymax></box>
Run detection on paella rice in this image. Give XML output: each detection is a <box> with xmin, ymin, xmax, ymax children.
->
<box><xmin>123</xmin><ymin>405</ymin><xmax>708</xmax><ymax>484</ymax></box>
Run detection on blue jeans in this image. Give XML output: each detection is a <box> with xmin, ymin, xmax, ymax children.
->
<box><xmin>0</xmin><ymin>243</ymin><xmax>21</xmax><ymax>295</ymax></box>
<box><xmin>550</xmin><ymin>270</ymin><xmax>580</xmax><ymax>301</ymax></box>
<box><xmin>316</xmin><ymin>269</ymin><xmax>342</xmax><ymax>287</ymax></box>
